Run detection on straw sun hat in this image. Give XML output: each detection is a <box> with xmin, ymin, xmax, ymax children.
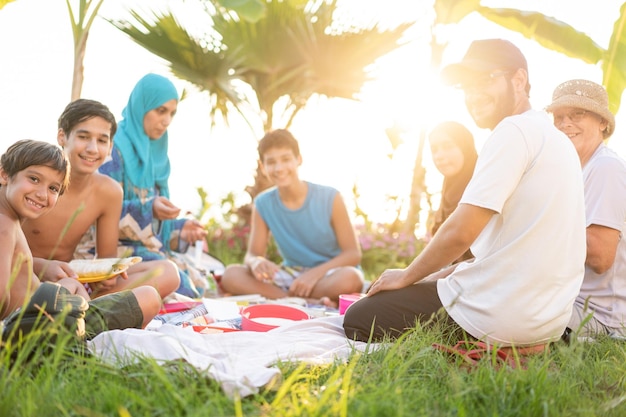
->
<box><xmin>546</xmin><ymin>79</ymin><xmax>615</xmax><ymax>138</ymax></box>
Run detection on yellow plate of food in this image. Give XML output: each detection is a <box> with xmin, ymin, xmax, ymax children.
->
<box><xmin>69</xmin><ymin>257</ymin><xmax>142</xmax><ymax>283</ymax></box>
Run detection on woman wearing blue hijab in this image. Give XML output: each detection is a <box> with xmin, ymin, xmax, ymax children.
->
<box><xmin>100</xmin><ymin>73</ymin><xmax>207</xmax><ymax>297</ymax></box>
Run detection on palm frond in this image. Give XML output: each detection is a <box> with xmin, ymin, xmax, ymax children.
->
<box><xmin>109</xmin><ymin>10</ymin><xmax>249</xmax><ymax>125</ymax></box>
<box><xmin>110</xmin><ymin>0</ymin><xmax>415</xmax><ymax>130</ymax></box>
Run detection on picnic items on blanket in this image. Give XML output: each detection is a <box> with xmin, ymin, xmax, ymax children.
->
<box><xmin>69</xmin><ymin>256</ymin><xmax>142</xmax><ymax>283</ymax></box>
<box><xmin>153</xmin><ymin>296</ymin><xmax>324</xmax><ymax>334</ymax></box>
<box><xmin>159</xmin><ymin>301</ymin><xmax>203</xmax><ymax>314</ymax></box>
<box><xmin>338</xmin><ymin>293</ymin><xmax>365</xmax><ymax>315</ymax></box>
<box><xmin>152</xmin><ymin>302</ymin><xmax>231</xmax><ymax>327</ymax></box>
<box><xmin>182</xmin><ymin>242</ymin><xmax>224</xmax><ymax>297</ymax></box>
<box><xmin>152</xmin><ymin>298</ymin><xmax>246</xmax><ymax>332</ymax></box>
<box><xmin>1</xmin><ymin>282</ymin><xmax>89</xmax><ymax>355</ymax></box>
<box><xmin>241</xmin><ymin>304</ymin><xmax>309</xmax><ymax>332</ymax></box>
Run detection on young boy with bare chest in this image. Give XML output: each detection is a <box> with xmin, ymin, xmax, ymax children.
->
<box><xmin>21</xmin><ymin>99</ymin><xmax>180</xmax><ymax>299</ymax></box>
<box><xmin>0</xmin><ymin>139</ymin><xmax>159</xmax><ymax>335</ymax></box>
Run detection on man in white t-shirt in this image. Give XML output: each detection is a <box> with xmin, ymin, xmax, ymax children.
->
<box><xmin>343</xmin><ymin>39</ymin><xmax>586</xmax><ymax>348</ymax></box>
<box><xmin>547</xmin><ymin>79</ymin><xmax>626</xmax><ymax>340</ymax></box>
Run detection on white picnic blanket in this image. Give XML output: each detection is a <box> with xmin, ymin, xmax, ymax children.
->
<box><xmin>88</xmin><ymin>315</ymin><xmax>379</xmax><ymax>398</ymax></box>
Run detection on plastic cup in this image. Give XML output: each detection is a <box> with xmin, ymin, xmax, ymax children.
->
<box><xmin>339</xmin><ymin>293</ymin><xmax>365</xmax><ymax>315</ymax></box>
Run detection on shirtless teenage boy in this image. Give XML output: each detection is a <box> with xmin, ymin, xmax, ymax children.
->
<box><xmin>0</xmin><ymin>139</ymin><xmax>160</xmax><ymax>334</ymax></box>
<box><xmin>22</xmin><ymin>99</ymin><xmax>180</xmax><ymax>299</ymax></box>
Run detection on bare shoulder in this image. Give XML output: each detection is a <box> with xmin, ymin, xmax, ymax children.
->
<box><xmin>92</xmin><ymin>172</ymin><xmax>123</xmax><ymax>201</ymax></box>
<box><xmin>331</xmin><ymin>191</ymin><xmax>349</xmax><ymax>214</ymax></box>
<box><xmin>0</xmin><ymin>212</ymin><xmax>19</xmax><ymax>250</ymax></box>
<box><xmin>0</xmin><ymin>212</ymin><xmax>17</xmax><ymax>233</ymax></box>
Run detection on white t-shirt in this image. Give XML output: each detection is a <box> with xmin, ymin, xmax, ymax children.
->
<box><xmin>575</xmin><ymin>144</ymin><xmax>626</xmax><ymax>329</ymax></box>
<box><xmin>437</xmin><ymin>109</ymin><xmax>586</xmax><ymax>346</ymax></box>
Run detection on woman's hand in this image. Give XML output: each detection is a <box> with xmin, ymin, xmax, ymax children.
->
<box><xmin>153</xmin><ymin>196</ymin><xmax>181</xmax><ymax>220</ymax></box>
<box><xmin>180</xmin><ymin>219</ymin><xmax>208</xmax><ymax>244</ymax></box>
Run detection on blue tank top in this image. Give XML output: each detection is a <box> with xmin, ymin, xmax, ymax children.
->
<box><xmin>255</xmin><ymin>182</ymin><xmax>341</xmax><ymax>267</ymax></box>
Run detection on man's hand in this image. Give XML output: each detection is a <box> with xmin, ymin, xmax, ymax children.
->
<box><xmin>367</xmin><ymin>268</ymin><xmax>413</xmax><ymax>296</ymax></box>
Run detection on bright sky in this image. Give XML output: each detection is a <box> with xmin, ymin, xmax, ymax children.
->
<box><xmin>1</xmin><ymin>0</ymin><xmax>625</xmax><ymax>232</ymax></box>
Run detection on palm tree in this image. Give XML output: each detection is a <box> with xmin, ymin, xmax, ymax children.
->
<box><xmin>64</xmin><ymin>0</ymin><xmax>263</xmax><ymax>100</ymax></box>
<box><xmin>108</xmin><ymin>0</ymin><xmax>413</xmax><ymax>208</ymax></box>
<box><xmin>109</xmin><ymin>0</ymin><xmax>412</xmax><ymax>132</ymax></box>
<box><xmin>66</xmin><ymin>0</ymin><xmax>105</xmax><ymax>100</ymax></box>
<box><xmin>398</xmin><ymin>1</ymin><xmax>456</xmax><ymax>234</ymax></box>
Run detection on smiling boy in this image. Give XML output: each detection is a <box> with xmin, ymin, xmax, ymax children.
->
<box><xmin>220</xmin><ymin>129</ymin><xmax>364</xmax><ymax>306</ymax></box>
<box><xmin>0</xmin><ymin>139</ymin><xmax>160</xmax><ymax>335</ymax></box>
<box><xmin>0</xmin><ymin>140</ymin><xmax>77</xmax><ymax>318</ymax></box>
<box><xmin>22</xmin><ymin>99</ymin><xmax>180</xmax><ymax>299</ymax></box>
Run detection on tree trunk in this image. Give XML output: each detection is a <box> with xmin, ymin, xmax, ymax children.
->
<box><xmin>402</xmin><ymin>128</ymin><xmax>427</xmax><ymax>235</ymax></box>
<box><xmin>71</xmin><ymin>32</ymin><xmax>88</xmax><ymax>100</ymax></box>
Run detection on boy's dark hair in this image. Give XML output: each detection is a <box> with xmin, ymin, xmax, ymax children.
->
<box><xmin>57</xmin><ymin>99</ymin><xmax>117</xmax><ymax>140</ymax></box>
<box><xmin>257</xmin><ymin>129</ymin><xmax>300</xmax><ymax>160</ymax></box>
<box><xmin>1</xmin><ymin>140</ymin><xmax>71</xmax><ymax>195</ymax></box>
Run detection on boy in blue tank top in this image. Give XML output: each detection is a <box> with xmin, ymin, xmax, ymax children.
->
<box><xmin>220</xmin><ymin>129</ymin><xmax>364</xmax><ymax>307</ymax></box>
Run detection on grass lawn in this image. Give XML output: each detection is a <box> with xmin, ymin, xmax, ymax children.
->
<box><xmin>2</xmin><ymin>317</ymin><xmax>626</xmax><ymax>417</ymax></box>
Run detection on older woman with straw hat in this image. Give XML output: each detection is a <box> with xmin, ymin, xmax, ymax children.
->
<box><xmin>547</xmin><ymin>79</ymin><xmax>626</xmax><ymax>341</ymax></box>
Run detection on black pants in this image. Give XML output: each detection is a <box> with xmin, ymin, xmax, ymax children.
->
<box><xmin>343</xmin><ymin>279</ymin><xmax>462</xmax><ymax>342</ymax></box>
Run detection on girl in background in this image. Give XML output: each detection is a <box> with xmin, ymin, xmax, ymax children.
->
<box><xmin>428</xmin><ymin>121</ymin><xmax>477</xmax><ymax>263</ymax></box>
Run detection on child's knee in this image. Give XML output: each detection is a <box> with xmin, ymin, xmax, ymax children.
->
<box><xmin>220</xmin><ymin>264</ymin><xmax>249</xmax><ymax>290</ymax></box>
<box><xmin>133</xmin><ymin>286</ymin><xmax>161</xmax><ymax>323</ymax></box>
<box><xmin>343</xmin><ymin>267</ymin><xmax>365</xmax><ymax>291</ymax></box>
<box><xmin>160</xmin><ymin>260</ymin><xmax>181</xmax><ymax>291</ymax></box>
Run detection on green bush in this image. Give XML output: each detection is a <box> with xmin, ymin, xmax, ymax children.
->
<box><xmin>355</xmin><ymin>222</ymin><xmax>424</xmax><ymax>281</ymax></box>
<box><xmin>196</xmin><ymin>187</ymin><xmax>424</xmax><ymax>278</ymax></box>
<box><xmin>198</xmin><ymin>190</ymin><xmax>280</xmax><ymax>265</ymax></box>
<box><xmin>204</xmin><ymin>218</ymin><xmax>423</xmax><ymax>281</ymax></box>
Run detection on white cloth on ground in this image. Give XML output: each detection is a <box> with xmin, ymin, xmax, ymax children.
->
<box><xmin>88</xmin><ymin>315</ymin><xmax>379</xmax><ymax>398</ymax></box>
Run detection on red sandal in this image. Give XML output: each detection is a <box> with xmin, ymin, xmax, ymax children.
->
<box><xmin>432</xmin><ymin>340</ymin><xmax>545</xmax><ymax>369</ymax></box>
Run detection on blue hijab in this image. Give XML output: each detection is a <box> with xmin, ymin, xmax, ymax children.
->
<box><xmin>115</xmin><ymin>73</ymin><xmax>179</xmax><ymax>198</ymax></box>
